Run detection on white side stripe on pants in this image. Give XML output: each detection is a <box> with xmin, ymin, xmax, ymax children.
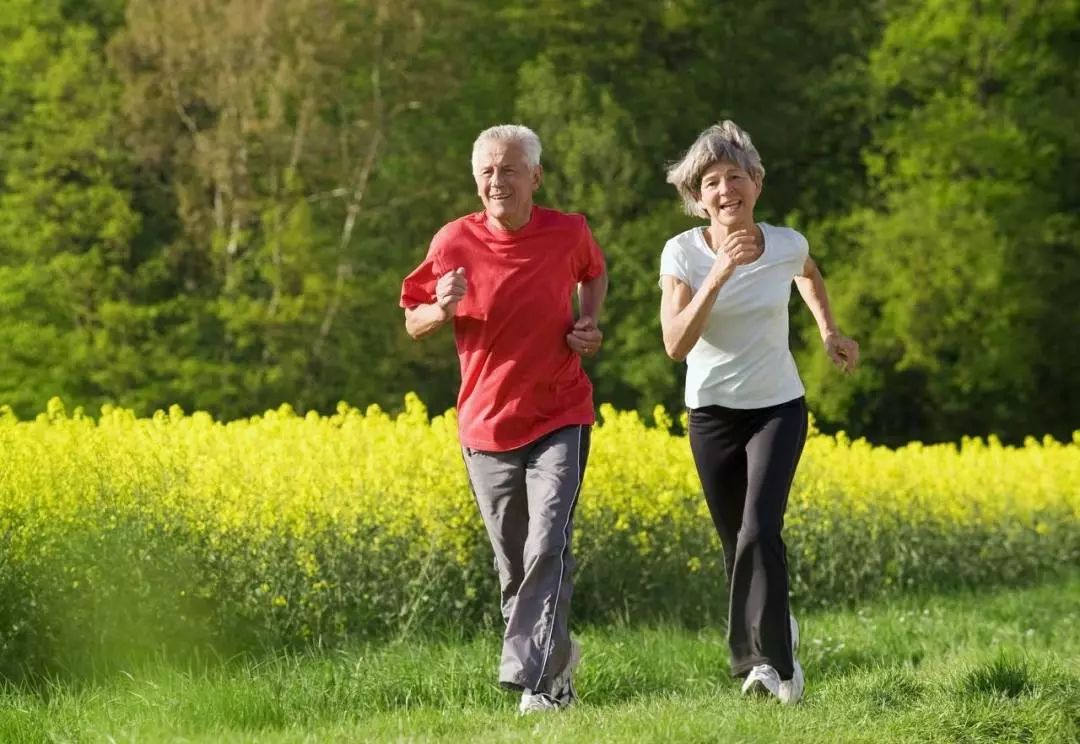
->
<box><xmin>532</xmin><ymin>424</ymin><xmax>585</xmax><ymax>690</ymax></box>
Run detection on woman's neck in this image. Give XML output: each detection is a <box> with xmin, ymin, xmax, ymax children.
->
<box><xmin>708</xmin><ymin>219</ymin><xmax>756</xmax><ymax>239</ymax></box>
<box><xmin>705</xmin><ymin>218</ymin><xmax>758</xmax><ymax>250</ymax></box>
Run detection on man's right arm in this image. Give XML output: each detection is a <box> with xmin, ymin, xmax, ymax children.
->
<box><xmin>403</xmin><ymin>266</ymin><xmax>466</xmax><ymax>340</ymax></box>
<box><xmin>404</xmin><ymin>303</ymin><xmax>453</xmax><ymax>340</ymax></box>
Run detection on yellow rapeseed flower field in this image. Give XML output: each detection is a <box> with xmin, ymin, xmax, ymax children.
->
<box><xmin>0</xmin><ymin>395</ymin><xmax>1076</xmax><ymax>673</ymax></box>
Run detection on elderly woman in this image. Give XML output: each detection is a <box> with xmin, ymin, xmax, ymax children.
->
<box><xmin>659</xmin><ymin>120</ymin><xmax>858</xmax><ymax>705</ymax></box>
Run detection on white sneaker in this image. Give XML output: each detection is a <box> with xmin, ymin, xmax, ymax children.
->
<box><xmin>519</xmin><ymin>639</ymin><xmax>582</xmax><ymax>715</ymax></box>
<box><xmin>742</xmin><ymin>664</ymin><xmax>781</xmax><ymax>698</ymax></box>
<box><xmin>778</xmin><ymin>659</ymin><xmax>804</xmax><ymax>705</ymax></box>
<box><xmin>519</xmin><ymin>690</ymin><xmax>561</xmax><ymax>715</ymax></box>
<box><xmin>742</xmin><ymin>661</ymin><xmax>804</xmax><ymax>705</ymax></box>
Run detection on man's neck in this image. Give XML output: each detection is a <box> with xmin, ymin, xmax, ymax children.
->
<box><xmin>486</xmin><ymin>206</ymin><xmax>533</xmax><ymax>233</ymax></box>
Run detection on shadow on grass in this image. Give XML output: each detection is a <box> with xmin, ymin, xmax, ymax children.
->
<box><xmin>852</xmin><ymin>670</ymin><xmax>925</xmax><ymax>711</ymax></box>
<box><xmin>960</xmin><ymin>654</ymin><xmax>1034</xmax><ymax>699</ymax></box>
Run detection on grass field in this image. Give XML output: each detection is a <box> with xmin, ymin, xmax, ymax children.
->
<box><xmin>2</xmin><ymin>573</ymin><xmax>1077</xmax><ymax>743</ymax></box>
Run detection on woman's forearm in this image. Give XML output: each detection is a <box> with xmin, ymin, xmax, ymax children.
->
<box><xmin>662</xmin><ymin>273</ymin><xmax>730</xmax><ymax>361</ymax></box>
<box><xmin>794</xmin><ymin>259</ymin><xmax>838</xmax><ymax>340</ymax></box>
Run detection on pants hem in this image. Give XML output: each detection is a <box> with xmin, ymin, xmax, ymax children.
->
<box><xmin>499</xmin><ymin>676</ymin><xmax>529</xmax><ymax>692</ymax></box>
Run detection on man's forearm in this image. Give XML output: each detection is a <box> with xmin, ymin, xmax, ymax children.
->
<box><xmin>404</xmin><ymin>302</ymin><xmax>453</xmax><ymax>339</ymax></box>
<box><xmin>577</xmin><ymin>273</ymin><xmax>608</xmax><ymax>322</ymax></box>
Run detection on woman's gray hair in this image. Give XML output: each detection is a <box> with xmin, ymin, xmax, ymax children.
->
<box><xmin>666</xmin><ymin>121</ymin><xmax>765</xmax><ymax>218</ymax></box>
<box><xmin>471</xmin><ymin>124</ymin><xmax>543</xmax><ymax>172</ymax></box>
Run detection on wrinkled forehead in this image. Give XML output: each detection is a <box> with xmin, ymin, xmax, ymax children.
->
<box><xmin>701</xmin><ymin>158</ymin><xmax>750</xmax><ymax>179</ymax></box>
<box><xmin>473</xmin><ymin>140</ymin><xmax>533</xmax><ymax>170</ymax></box>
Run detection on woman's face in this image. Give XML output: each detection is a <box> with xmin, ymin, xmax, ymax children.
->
<box><xmin>697</xmin><ymin>159</ymin><xmax>761</xmax><ymax>225</ymax></box>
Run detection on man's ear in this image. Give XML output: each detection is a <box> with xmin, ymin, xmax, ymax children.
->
<box><xmin>532</xmin><ymin>164</ymin><xmax>543</xmax><ymax>191</ymax></box>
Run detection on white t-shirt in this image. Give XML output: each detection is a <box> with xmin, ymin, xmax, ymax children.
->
<box><xmin>659</xmin><ymin>223</ymin><xmax>808</xmax><ymax>410</ymax></box>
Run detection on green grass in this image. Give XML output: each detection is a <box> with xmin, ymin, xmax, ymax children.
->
<box><xmin>2</xmin><ymin>575</ymin><xmax>1078</xmax><ymax>743</ymax></box>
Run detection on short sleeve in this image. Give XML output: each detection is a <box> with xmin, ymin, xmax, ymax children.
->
<box><xmin>573</xmin><ymin>217</ymin><xmax>606</xmax><ymax>282</ymax></box>
<box><xmin>658</xmin><ymin>238</ymin><xmax>691</xmax><ymax>288</ymax></box>
<box><xmin>792</xmin><ymin>230</ymin><xmax>810</xmax><ymax>278</ymax></box>
<box><xmin>399</xmin><ymin>236</ymin><xmax>446</xmax><ymax>309</ymax></box>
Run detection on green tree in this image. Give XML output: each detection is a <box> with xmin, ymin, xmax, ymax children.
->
<box><xmin>108</xmin><ymin>0</ymin><xmax>466</xmax><ymax>416</ymax></box>
<box><xmin>0</xmin><ymin>0</ymin><xmax>140</xmax><ymax>416</ymax></box>
<box><xmin>800</xmin><ymin>0</ymin><xmax>1080</xmax><ymax>443</ymax></box>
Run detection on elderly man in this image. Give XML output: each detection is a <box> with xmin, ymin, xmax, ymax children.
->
<box><xmin>400</xmin><ymin>124</ymin><xmax>608</xmax><ymax>714</ymax></box>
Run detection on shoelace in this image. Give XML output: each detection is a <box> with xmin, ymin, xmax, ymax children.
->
<box><xmin>745</xmin><ymin>664</ymin><xmax>781</xmax><ymax>694</ymax></box>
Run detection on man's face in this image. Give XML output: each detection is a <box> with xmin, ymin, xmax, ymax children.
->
<box><xmin>473</xmin><ymin>140</ymin><xmax>541</xmax><ymax>230</ymax></box>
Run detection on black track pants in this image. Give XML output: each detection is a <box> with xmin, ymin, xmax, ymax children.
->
<box><xmin>688</xmin><ymin>397</ymin><xmax>807</xmax><ymax>680</ymax></box>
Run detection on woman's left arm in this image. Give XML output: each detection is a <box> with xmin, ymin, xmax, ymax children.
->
<box><xmin>794</xmin><ymin>256</ymin><xmax>860</xmax><ymax>374</ymax></box>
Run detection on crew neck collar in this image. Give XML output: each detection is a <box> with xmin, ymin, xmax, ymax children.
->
<box><xmin>481</xmin><ymin>206</ymin><xmax>539</xmax><ymax>240</ymax></box>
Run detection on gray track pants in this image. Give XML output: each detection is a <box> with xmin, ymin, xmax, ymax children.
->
<box><xmin>462</xmin><ymin>424</ymin><xmax>590</xmax><ymax>693</ymax></box>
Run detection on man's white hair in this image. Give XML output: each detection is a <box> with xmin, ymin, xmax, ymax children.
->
<box><xmin>471</xmin><ymin>124</ymin><xmax>542</xmax><ymax>172</ymax></box>
<box><xmin>666</xmin><ymin>120</ymin><xmax>765</xmax><ymax>218</ymax></box>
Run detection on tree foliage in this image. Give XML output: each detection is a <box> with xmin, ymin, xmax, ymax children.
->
<box><xmin>0</xmin><ymin>0</ymin><xmax>1076</xmax><ymax>442</ymax></box>
<box><xmin>799</xmin><ymin>0</ymin><xmax>1080</xmax><ymax>443</ymax></box>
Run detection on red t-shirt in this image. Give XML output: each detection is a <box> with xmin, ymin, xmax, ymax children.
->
<box><xmin>400</xmin><ymin>206</ymin><xmax>606</xmax><ymax>452</ymax></box>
